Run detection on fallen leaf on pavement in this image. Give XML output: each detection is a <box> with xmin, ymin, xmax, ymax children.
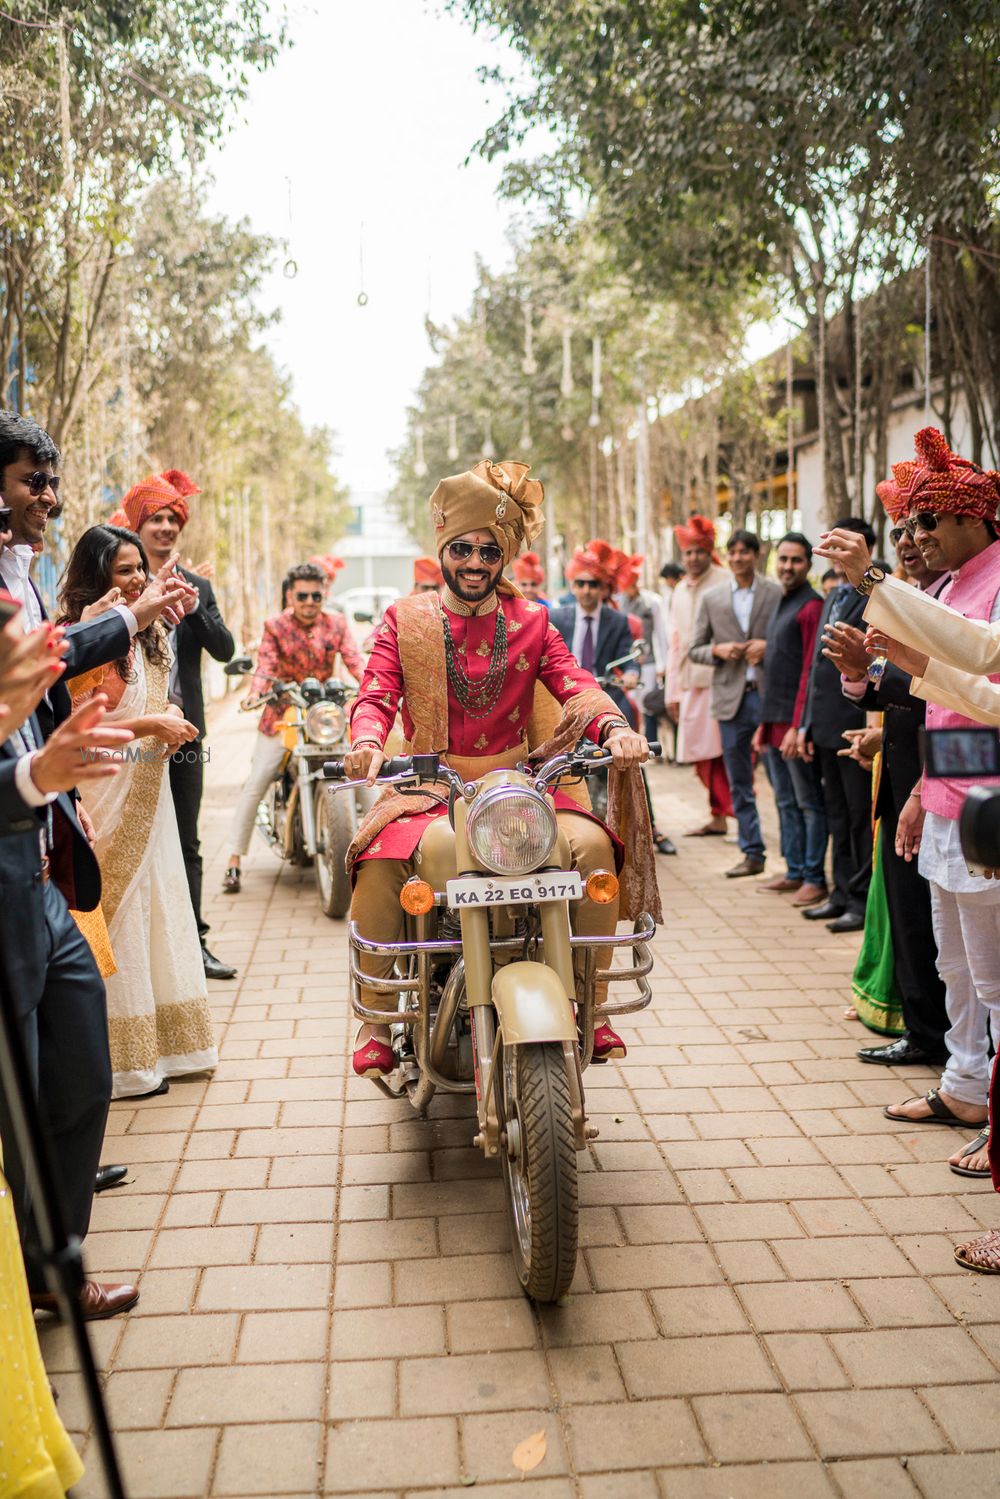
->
<box><xmin>512</xmin><ymin>1429</ymin><xmax>547</xmax><ymax>1476</ymax></box>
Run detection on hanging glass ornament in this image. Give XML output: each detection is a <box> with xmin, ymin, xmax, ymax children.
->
<box><xmin>357</xmin><ymin>221</ymin><xmax>368</xmax><ymax>306</ymax></box>
<box><xmin>482</xmin><ymin>416</ymin><xmax>495</xmax><ymax>460</ymax></box>
<box><xmin>560</xmin><ymin>325</ymin><xmax>574</xmax><ymax>398</ymax></box>
<box><xmin>589</xmin><ymin>334</ymin><xmax>602</xmax><ymax>428</ymax></box>
<box><xmin>414</xmin><ymin>424</ymin><xmax>428</xmax><ymax>479</ymax></box>
<box><xmin>447</xmin><ymin>413</ymin><xmax>459</xmax><ymax>462</ymax></box>
<box><xmin>282</xmin><ymin>175</ymin><xmax>298</xmax><ymax>279</ymax></box>
<box><xmin>522</xmin><ymin>302</ymin><xmax>537</xmax><ymax>376</ymax></box>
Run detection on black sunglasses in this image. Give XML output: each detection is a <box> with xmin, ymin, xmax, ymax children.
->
<box><xmin>572</xmin><ymin>578</ymin><xmax>601</xmax><ymax>589</ymax></box>
<box><xmin>25</xmin><ymin>471</ymin><xmax>60</xmax><ymax>497</ymax></box>
<box><xmin>293</xmin><ymin>590</ymin><xmax>324</xmax><ymax>603</ymax></box>
<box><xmin>447</xmin><ymin>540</ymin><xmax>504</xmax><ymax>566</ymax></box>
<box><xmin>889</xmin><ymin>526</ymin><xmax>905</xmax><ymax>545</ymax></box>
<box><xmin>903</xmin><ymin>511</ymin><xmax>941</xmax><ymax>535</ymax></box>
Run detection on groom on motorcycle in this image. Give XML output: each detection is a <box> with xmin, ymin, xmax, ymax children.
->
<box><xmin>344</xmin><ymin>459</ymin><xmax>660</xmax><ymax>1079</ymax></box>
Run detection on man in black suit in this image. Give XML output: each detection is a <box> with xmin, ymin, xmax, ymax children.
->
<box><xmin>822</xmin><ymin>527</ymin><xmax>950</xmax><ymax>1064</ymax></box>
<box><xmin>798</xmin><ymin>517</ymin><xmax>878</xmax><ymax>932</ymax></box>
<box><xmin>122</xmin><ymin>471</ymin><xmax>237</xmax><ymax>980</ymax></box>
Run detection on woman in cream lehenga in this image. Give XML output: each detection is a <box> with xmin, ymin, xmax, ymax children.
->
<box><xmin>59</xmin><ymin>524</ymin><xmax>218</xmax><ymax>1098</ymax></box>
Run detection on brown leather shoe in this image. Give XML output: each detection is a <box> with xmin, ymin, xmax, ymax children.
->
<box><xmin>725</xmin><ymin>857</ymin><xmax>765</xmax><ymax>878</ymax></box>
<box><xmin>31</xmin><ymin>1280</ymin><xmax>140</xmax><ymax>1321</ymax></box>
<box><xmin>757</xmin><ymin>875</ymin><xmax>802</xmax><ymax>892</ymax></box>
<box><xmin>790</xmin><ymin>882</ymin><xmax>828</xmax><ymax>907</ymax></box>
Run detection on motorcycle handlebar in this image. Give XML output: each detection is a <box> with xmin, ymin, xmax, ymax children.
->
<box><xmin>322</xmin><ymin>755</ymin><xmax>415</xmax><ymax>781</ymax></box>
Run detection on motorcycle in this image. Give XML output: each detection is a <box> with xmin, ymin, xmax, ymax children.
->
<box><xmin>324</xmin><ymin>741</ymin><xmax>658</xmax><ymax>1301</ymax></box>
<box><xmin>225</xmin><ymin>657</ymin><xmax>368</xmax><ymax>918</ymax></box>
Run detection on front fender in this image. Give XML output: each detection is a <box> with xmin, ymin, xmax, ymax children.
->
<box><xmin>491</xmin><ymin>961</ymin><xmax>576</xmax><ymax>1045</ymax></box>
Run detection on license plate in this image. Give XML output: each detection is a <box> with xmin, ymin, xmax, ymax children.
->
<box><xmin>445</xmin><ymin>872</ymin><xmax>584</xmax><ymax>907</ymax></box>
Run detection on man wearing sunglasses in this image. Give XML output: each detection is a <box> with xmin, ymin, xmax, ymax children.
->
<box><xmin>224</xmin><ymin>559</ymin><xmax>365</xmax><ymax>891</ymax></box>
<box><xmin>817</xmin><ymin>426</ymin><xmax>1000</xmax><ymax>1195</ymax></box>
<box><xmin>344</xmin><ymin>460</ymin><xmax>657</xmax><ymax>1077</ymax></box>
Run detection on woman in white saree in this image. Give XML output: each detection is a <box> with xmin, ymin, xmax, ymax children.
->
<box><xmin>60</xmin><ymin>524</ymin><xmax>218</xmax><ymax>1098</ymax></box>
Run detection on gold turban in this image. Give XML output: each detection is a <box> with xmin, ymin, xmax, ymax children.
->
<box><xmin>431</xmin><ymin>459</ymin><xmax>544</xmax><ymax>565</ymax></box>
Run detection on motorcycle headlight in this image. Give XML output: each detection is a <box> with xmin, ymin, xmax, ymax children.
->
<box><xmin>304</xmin><ymin>702</ymin><xmax>346</xmax><ymax>746</ymax></box>
<box><xmin>466</xmin><ymin>786</ymin><xmax>558</xmax><ymax>875</ymax></box>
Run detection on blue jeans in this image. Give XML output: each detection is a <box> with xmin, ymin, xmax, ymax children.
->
<box><xmin>719</xmin><ymin>688</ymin><xmax>764</xmax><ymax>861</ymax></box>
<box><xmin>786</xmin><ymin>752</ymin><xmax>829</xmax><ymax>887</ymax></box>
<box><xmin>765</xmin><ymin>745</ymin><xmax>827</xmax><ymax>884</ymax></box>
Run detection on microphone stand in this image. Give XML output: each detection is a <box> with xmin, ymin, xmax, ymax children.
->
<box><xmin>0</xmin><ymin>979</ymin><xmax>127</xmax><ymax>1499</ymax></box>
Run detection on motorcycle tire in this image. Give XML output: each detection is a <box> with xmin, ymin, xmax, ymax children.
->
<box><xmin>496</xmin><ymin>1040</ymin><xmax>578</xmax><ymax>1303</ymax></box>
<box><xmin>315</xmin><ymin>785</ymin><xmax>353</xmax><ymax>919</ymax></box>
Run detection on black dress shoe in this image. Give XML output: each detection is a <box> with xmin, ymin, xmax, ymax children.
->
<box><xmin>826</xmin><ymin>911</ymin><xmax>864</xmax><ymax>933</ymax></box>
<box><xmin>802</xmin><ymin>899</ymin><xmax>845</xmax><ymax>921</ymax></box>
<box><xmin>202</xmin><ymin>946</ymin><xmax>237</xmax><ymax>980</ymax></box>
<box><xmin>726</xmin><ymin>856</ymin><xmax>765</xmax><ymax>878</ymax></box>
<box><xmin>858</xmin><ymin>1036</ymin><xmax>949</xmax><ymax>1066</ymax></box>
<box><xmin>94</xmin><ymin>1165</ymin><xmax>128</xmax><ymax>1193</ymax></box>
<box><xmin>654</xmin><ymin>835</ymin><xmax>677</xmax><ymax>856</ymax></box>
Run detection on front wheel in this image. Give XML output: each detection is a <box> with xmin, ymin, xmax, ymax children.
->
<box><xmin>315</xmin><ymin>786</ymin><xmax>353</xmax><ymax>918</ymax></box>
<box><xmin>496</xmin><ymin>1041</ymin><xmax>578</xmax><ymax>1302</ymax></box>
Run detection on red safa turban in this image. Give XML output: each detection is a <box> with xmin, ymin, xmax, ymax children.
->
<box><xmin>413</xmin><ymin>555</ymin><xmax>444</xmax><ymax>587</ymax></box>
<box><xmin>512</xmin><ymin>550</ymin><xmax>544</xmax><ymax>585</ymax></box>
<box><xmin>120</xmin><ymin>469</ymin><xmax>200</xmax><ymax>533</ymax></box>
<box><xmin>674</xmin><ymin>514</ymin><xmax>719</xmax><ymax>557</ymax></box>
<box><xmin>615</xmin><ymin>552</ymin><xmax>644</xmax><ymax>590</ymax></box>
<box><xmin>898</xmin><ymin>426</ymin><xmax>1000</xmax><ymax>523</ymax></box>
<box><xmin>565</xmin><ymin>538</ymin><xmax>616</xmax><ymax>586</ymax></box>
<box><xmin>876</xmin><ymin>462</ymin><xmax>917</xmax><ymax>523</ymax></box>
<box><xmin>308</xmin><ymin>554</ymin><xmax>345</xmax><ymax>582</ymax></box>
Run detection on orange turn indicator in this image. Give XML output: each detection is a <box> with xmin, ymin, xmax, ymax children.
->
<box><xmin>400</xmin><ymin>878</ymin><xmax>435</xmax><ymax>916</ymax></box>
<box><xmin>585</xmin><ymin>870</ymin><xmax>619</xmax><ymax>904</ymax></box>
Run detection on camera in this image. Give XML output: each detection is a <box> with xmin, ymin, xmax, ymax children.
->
<box><xmin>0</xmin><ymin>505</ymin><xmax>11</xmax><ymax>532</ymax></box>
<box><xmin>960</xmin><ymin>787</ymin><xmax>1000</xmax><ymax>871</ymax></box>
<box><xmin>923</xmin><ymin>727</ymin><xmax>1000</xmax><ymax>870</ymax></box>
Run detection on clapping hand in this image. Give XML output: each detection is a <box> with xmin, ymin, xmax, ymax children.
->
<box><xmin>81</xmin><ymin>586</ymin><xmax>124</xmax><ymax>621</ymax></box>
<box><xmin>0</xmin><ymin>617</ymin><xmax>67</xmax><ymax>744</ymax></box>
<box><xmin>814</xmin><ymin>529</ymin><xmax>872</xmax><ymax>587</ymax></box>
<box><xmin>822</xmin><ymin>622</ymin><xmax>870</xmax><ymax>680</ymax></box>
<box><xmin>130</xmin><ymin>553</ymin><xmax>198</xmax><ymax>630</ymax></box>
<box><xmin>864</xmin><ymin>628</ymin><xmax>929</xmax><ymax>679</ymax></box>
<box><xmin>30</xmin><ymin>695</ymin><xmax>135</xmax><ymax>793</ymax></box>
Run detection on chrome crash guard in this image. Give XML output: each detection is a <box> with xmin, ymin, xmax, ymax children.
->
<box><xmin>346</xmin><ymin>911</ymin><xmax>655</xmax><ymax>1107</ymax></box>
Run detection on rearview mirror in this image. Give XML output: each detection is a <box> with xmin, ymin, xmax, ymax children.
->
<box><xmin>224</xmin><ymin>656</ymin><xmax>253</xmax><ymax>676</ymax></box>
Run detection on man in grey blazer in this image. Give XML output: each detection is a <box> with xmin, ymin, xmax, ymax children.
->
<box><xmin>689</xmin><ymin>530</ymin><xmax>781</xmax><ymax>876</ymax></box>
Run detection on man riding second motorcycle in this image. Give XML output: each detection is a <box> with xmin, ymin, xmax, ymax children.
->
<box><xmin>344</xmin><ymin>458</ymin><xmax>661</xmax><ymax>1079</ymax></box>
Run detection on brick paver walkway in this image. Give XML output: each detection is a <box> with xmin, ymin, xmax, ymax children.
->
<box><xmin>46</xmin><ymin>701</ymin><xmax>1000</xmax><ymax>1498</ymax></box>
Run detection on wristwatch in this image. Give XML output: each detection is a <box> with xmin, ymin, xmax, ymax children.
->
<box><xmin>866</xmin><ymin>656</ymin><xmax>888</xmax><ymax>686</ymax></box>
<box><xmin>599</xmin><ymin>717</ymin><xmax>630</xmax><ymax>743</ymax></box>
<box><xmin>855</xmin><ymin>563</ymin><xmax>887</xmax><ymax>597</ymax></box>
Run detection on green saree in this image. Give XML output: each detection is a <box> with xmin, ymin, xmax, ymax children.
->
<box><xmin>851</xmin><ymin>820</ymin><xmax>904</xmax><ymax>1035</ymax></box>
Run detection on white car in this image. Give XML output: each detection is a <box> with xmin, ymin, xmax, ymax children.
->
<box><xmin>331</xmin><ymin>585</ymin><xmax>400</xmax><ymax>627</ymax></box>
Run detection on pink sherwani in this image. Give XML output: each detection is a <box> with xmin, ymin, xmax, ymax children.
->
<box><xmin>665</xmin><ymin>564</ymin><xmax>729</xmax><ymax>763</ymax></box>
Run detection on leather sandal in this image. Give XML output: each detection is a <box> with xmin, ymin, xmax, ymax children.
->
<box><xmin>883</xmin><ymin>1088</ymin><xmax>988</xmax><ymax>1128</ymax></box>
<box><xmin>593</xmin><ymin>1021</ymin><xmax>626</xmax><ymax>1062</ymax></box>
<box><xmin>222</xmin><ymin>866</ymin><xmax>241</xmax><ymax>894</ymax></box>
<box><xmin>954</xmin><ymin>1229</ymin><xmax>1000</xmax><ymax>1273</ymax></box>
<box><xmin>352</xmin><ymin>1034</ymin><xmax>394</xmax><ymax>1079</ymax></box>
<box><xmin>950</xmin><ymin>1128</ymin><xmax>992</xmax><ymax>1178</ymax></box>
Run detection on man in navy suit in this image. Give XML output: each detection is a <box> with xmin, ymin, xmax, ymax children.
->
<box><xmin>548</xmin><ymin>543</ymin><xmax>637</xmax><ymax>721</ymax></box>
<box><xmin>549</xmin><ymin>542</ymin><xmax>676</xmax><ymax>855</ymax></box>
<box><xmin>0</xmin><ymin>411</ymin><xmax>193</xmax><ymax>1317</ymax></box>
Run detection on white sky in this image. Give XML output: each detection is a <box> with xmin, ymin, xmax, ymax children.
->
<box><xmin>204</xmin><ymin>0</ymin><xmax>528</xmax><ymax>497</ymax></box>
